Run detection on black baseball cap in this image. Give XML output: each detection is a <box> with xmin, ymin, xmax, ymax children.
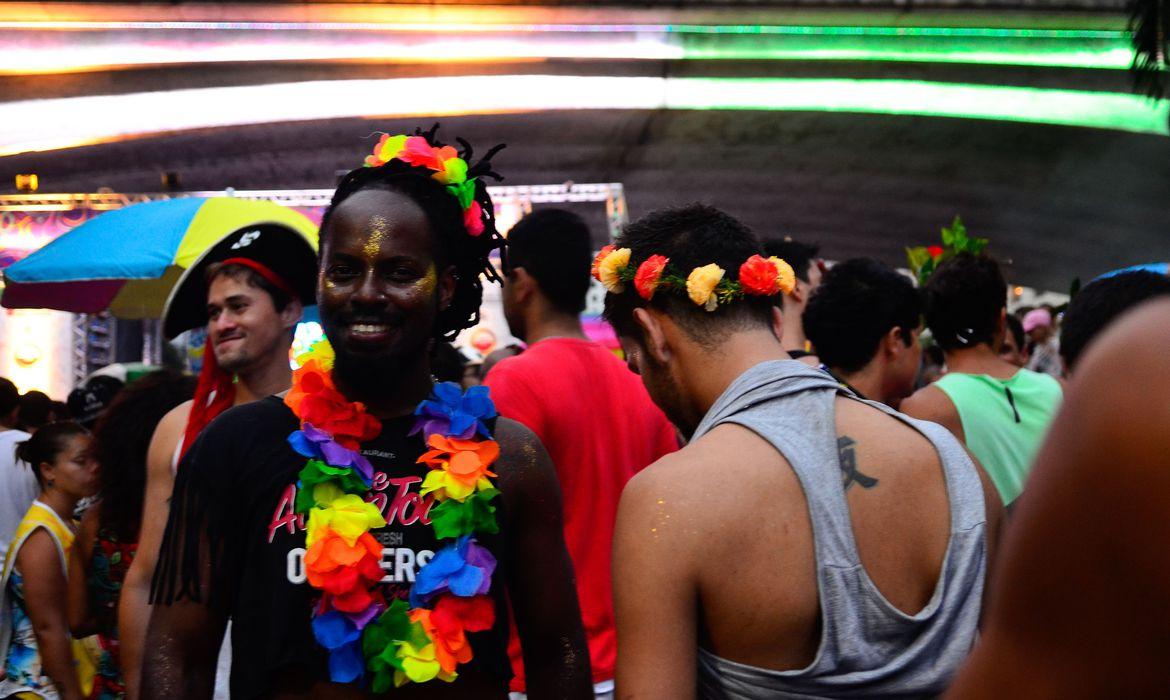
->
<box><xmin>162</xmin><ymin>223</ymin><xmax>318</xmax><ymax>339</ymax></box>
<box><xmin>66</xmin><ymin>375</ymin><xmax>124</xmax><ymax>429</ymax></box>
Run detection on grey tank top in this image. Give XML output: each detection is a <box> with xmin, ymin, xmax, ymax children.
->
<box><xmin>694</xmin><ymin>360</ymin><xmax>988</xmax><ymax>699</ymax></box>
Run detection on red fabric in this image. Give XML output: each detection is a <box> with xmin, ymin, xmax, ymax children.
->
<box><xmin>179</xmin><ymin>337</ymin><xmax>235</xmax><ymax>462</ymax></box>
<box><xmin>220</xmin><ymin>257</ymin><xmax>297</xmax><ymax>297</ymax></box>
<box><xmin>483</xmin><ymin>338</ymin><xmax>679</xmax><ymax>688</ymax></box>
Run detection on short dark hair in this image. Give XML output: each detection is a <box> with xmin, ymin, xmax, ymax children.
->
<box><xmin>603</xmin><ymin>204</ymin><xmax>772</xmax><ymax>347</ymax></box>
<box><xmin>16</xmin><ymin>390</ymin><xmax>55</xmax><ymax>433</ymax></box>
<box><xmin>505</xmin><ymin>209</ymin><xmax>592</xmax><ymax>315</ymax></box>
<box><xmin>924</xmin><ymin>253</ymin><xmax>1007</xmax><ymax>351</ymax></box>
<box><xmin>1060</xmin><ymin>271</ymin><xmax>1170</xmax><ymax>370</ymax></box>
<box><xmin>803</xmin><ymin>258</ymin><xmax>922</xmax><ymax>373</ymax></box>
<box><xmin>763</xmin><ymin>238</ymin><xmax>819</xmax><ymax>282</ymax></box>
<box><xmin>15</xmin><ymin>421</ymin><xmax>88</xmax><ymax>488</ymax></box>
<box><xmin>0</xmin><ymin>377</ymin><xmax>19</xmax><ymax>418</ymax></box>
<box><xmin>205</xmin><ymin>262</ymin><xmax>293</xmax><ymax>312</ymax></box>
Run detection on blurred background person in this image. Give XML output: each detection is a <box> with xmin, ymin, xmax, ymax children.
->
<box><xmin>1058</xmin><ymin>270</ymin><xmax>1170</xmax><ymax>377</ymax></box>
<box><xmin>17</xmin><ymin>391</ymin><xmax>59</xmax><ymax>434</ymax></box>
<box><xmin>68</xmin><ymin>370</ymin><xmax>195</xmax><ymax>700</ymax></box>
<box><xmin>998</xmin><ymin>314</ymin><xmax>1029</xmax><ymax>368</ymax></box>
<box><xmin>902</xmin><ymin>253</ymin><xmax>1062</xmax><ymax>508</ymax></box>
<box><xmin>1023</xmin><ymin>307</ymin><xmax>1061</xmax><ymax>376</ymax></box>
<box><xmin>429</xmin><ymin>341</ymin><xmax>469</xmax><ymax>385</ymax></box>
<box><xmin>763</xmin><ymin>237</ymin><xmax>822</xmax><ymax>365</ymax></box>
<box><xmin>0</xmin><ymin>422</ymin><xmax>100</xmax><ymax>700</ymax></box>
<box><xmin>803</xmin><ymin>258</ymin><xmax>923</xmax><ymax>408</ymax></box>
<box><xmin>66</xmin><ymin>378</ymin><xmax>125</xmax><ymax>432</ymax></box>
<box><xmin>0</xmin><ymin>377</ymin><xmax>37</xmax><ymax>575</ymax></box>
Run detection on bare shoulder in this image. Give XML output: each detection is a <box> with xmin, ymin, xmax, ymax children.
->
<box><xmin>623</xmin><ymin>422</ymin><xmax>797</xmax><ymax>530</ymax></box>
<box><xmin>146</xmin><ymin>400</ymin><xmax>192</xmax><ymax>473</ymax></box>
<box><xmin>900</xmin><ymin>384</ymin><xmax>953</xmax><ymax>421</ymax></box>
<box><xmin>900</xmin><ymin>384</ymin><xmax>963</xmax><ymax>439</ymax></box>
<box><xmin>491</xmin><ymin>417</ymin><xmax>556</xmax><ymax>496</ymax></box>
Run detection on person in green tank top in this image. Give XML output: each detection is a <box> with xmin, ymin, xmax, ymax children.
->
<box><xmin>902</xmin><ymin>253</ymin><xmax>1062</xmax><ymax>505</ymax></box>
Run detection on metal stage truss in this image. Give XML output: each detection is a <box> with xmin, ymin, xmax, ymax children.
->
<box><xmin>0</xmin><ymin>183</ymin><xmax>628</xmax><ymax>377</ymax></box>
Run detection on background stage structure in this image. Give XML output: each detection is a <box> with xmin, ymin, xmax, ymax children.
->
<box><xmin>0</xmin><ymin>183</ymin><xmax>628</xmax><ymax>394</ymax></box>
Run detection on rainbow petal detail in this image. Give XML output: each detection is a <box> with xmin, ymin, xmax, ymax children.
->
<box><xmin>287</xmin><ymin>338</ymin><xmax>501</xmax><ymax>687</ymax></box>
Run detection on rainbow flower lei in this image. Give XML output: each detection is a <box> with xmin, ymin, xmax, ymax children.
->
<box><xmin>286</xmin><ymin>339</ymin><xmax>500</xmax><ymax>690</ymax></box>
<box><xmin>592</xmin><ymin>247</ymin><xmax>797</xmax><ymax>311</ymax></box>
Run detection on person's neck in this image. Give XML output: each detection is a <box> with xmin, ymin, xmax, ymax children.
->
<box><xmin>233</xmin><ymin>347</ymin><xmax>294</xmax><ymax>405</ymax></box>
<box><xmin>522</xmin><ymin>311</ymin><xmax>587</xmax><ymax>345</ymax></box>
<box><xmin>780</xmin><ymin>302</ymin><xmax>807</xmax><ymax>353</ymax></box>
<box><xmin>835</xmin><ymin>361</ymin><xmax>885</xmax><ymax>404</ymax></box>
<box><xmin>684</xmin><ymin>329</ymin><xmax>790</xmax><ymax>422</ymax></box>
<box><xmin>945</xmin><ymin>344</ymin><xmax>1020</xmax><ymax>379</ymax></box>
<box><xmin>38</xmin><ymin>488</ymin><xmax>79</xmax><ymax>526</ymax></box>
<box><xmin>332</xmin><ymin>354</ymin><xmax>435</xmax><ymax>421</ymax></box>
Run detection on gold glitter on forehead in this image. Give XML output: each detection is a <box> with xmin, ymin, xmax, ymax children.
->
<box><xmin>364</xmin><ymin>215</ymin><xmax>389</xmax><ymax>261</ymax></box>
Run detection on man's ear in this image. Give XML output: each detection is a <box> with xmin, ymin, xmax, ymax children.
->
<box><xmin>882</xmin><ymin>326</ymin><xmax>906</xmax><ymax>358</ymax></box>
<box><xmin>509</xmin><ymin>267</ymin><xmax>536</xmax><ymax>305</ymax></box>
<box><xmin>280</xmin><ymin>299</ymin><xmax>304</xmax><ymax>331</ymax></box>
<box><xmin>438</xmin><ymin>264</ymin><xmax>458</xmax><ymax>312</ymax></box>
<box><xmin>770</xmin><ymin>306</ymin><xmax>784</xmax><ymax>342</ymax></box>
<box><xmin>633</xmin><ymin>307</ymin><xmax>671</xmax><ymax>364</ymax></box>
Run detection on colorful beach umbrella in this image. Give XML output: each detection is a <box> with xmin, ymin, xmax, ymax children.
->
<box><xmin>1</xmin><ymin>197</ymin><xmax>318</xmax><ymax>318</ymax></box>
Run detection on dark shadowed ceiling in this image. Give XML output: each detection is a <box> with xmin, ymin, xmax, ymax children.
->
<box><xmin>1</xmin><ymin>2</ymin><xmax>1166</xmax><ymax>292</ymax></box>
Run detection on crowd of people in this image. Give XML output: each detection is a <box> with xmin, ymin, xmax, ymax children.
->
<box><xmin>0</xmin><ymin>126</ymin><xmax>1168</xmax><ymax>700</ymax></box>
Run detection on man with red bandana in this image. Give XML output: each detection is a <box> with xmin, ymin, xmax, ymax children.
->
<box><xmin>119</xmin><ymin>223</ymin><xmax>317</xmax><ymax>697</ymax></box>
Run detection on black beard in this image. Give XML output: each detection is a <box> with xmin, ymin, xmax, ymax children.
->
<box><xmin>331</xmin><ymin>345</ymin><xmax>406</xmax><ymax>402</ymax></box>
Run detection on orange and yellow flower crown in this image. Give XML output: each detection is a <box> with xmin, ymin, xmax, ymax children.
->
<box><xmin>592</xmin><ymin>246</ymin><xmax>796</xmax><ymax>311</ymax></box>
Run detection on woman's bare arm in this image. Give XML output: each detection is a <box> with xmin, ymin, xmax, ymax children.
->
<box><xmin>19</xmin><ymin>529</ymin><xmax>84</xmax><ymax>700</ymax></box>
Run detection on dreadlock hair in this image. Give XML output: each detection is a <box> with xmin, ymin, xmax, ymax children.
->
<box><xmin>603</xmin><ymin>204</ymin><xmax>773</xmax><ymax>349</ymax></box>
<box><xmin>319</xmin><ymin>125</ymin><xmax>506</xmax><ymax>341</ymax></box>
<box><xmin>923</xmin><ymin>252</ymin><xmax>1007</xmax><ymax>352</ymax></box>
<box><xmin>90</xmin><ymin>369</ymin><xmax>196</xmax><ymax>541</ymax></box>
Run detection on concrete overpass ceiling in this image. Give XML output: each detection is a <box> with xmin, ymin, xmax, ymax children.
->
<box><xmin>1</xmin><ymin>1</ymin><xmax>1166</xmax><ymax>291</ymax></box>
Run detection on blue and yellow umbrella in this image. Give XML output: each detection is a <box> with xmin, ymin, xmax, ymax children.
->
<box><xmin>1</xmin><ymin>197</ymin><xmax>317</xmax><ymax>318</ymax></box>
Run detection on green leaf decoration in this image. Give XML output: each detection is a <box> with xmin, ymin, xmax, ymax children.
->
<box><xmin>447</xmin><ymin>180</ymin><xmax>476</xmax><ymax>210</ymax></box>
<box><xmin>295</xmin><ymin>460</ymin><xmax>367</xmax><ymax>513</ymax></box>
<box><xmin>429</xmin><ymin>488</ymin><xmax>501</xmax><ymax>539</ymax></box>
<box><xmin>910</xmin><ymin>215</ymin><xmax>991</xmax><ymax>287</ymax></box>
<box><xmin>906</xmin><ymin>246</ymin><xmax>931</xmax><ymax>271</ymax></box>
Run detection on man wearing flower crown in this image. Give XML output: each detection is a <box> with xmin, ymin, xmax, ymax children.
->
<box><xmin>601</xmin><ymin>204</ymin><xmax>1003</xmax><ymax>699</ymax></box>
<box><xmin>486</xmin><ymin>209</ymin><xmax>678</xmax><ymax>699</ymax></box>
<box><xmin>143</xmin><ymin>130</ymin><xmax>591</xmax><ymax>700</ymax></box>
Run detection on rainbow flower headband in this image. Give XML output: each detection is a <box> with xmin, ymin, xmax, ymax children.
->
<box><xmin>592</xmin><ymin>246</ymin><xmax>796</xmax><ymax>311</ymax></box>
<box><xmin>365</xmin><ymin>133</ymin><xmax>487</xmax><ymax>237</ymax></box>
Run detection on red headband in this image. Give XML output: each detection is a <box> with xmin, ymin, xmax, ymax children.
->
<box><xmin>220</xmin><ymin>257</ymin><xmax>297</xmax><ymax>299</ymax></box>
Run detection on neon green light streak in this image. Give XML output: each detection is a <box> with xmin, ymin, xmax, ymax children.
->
<box><xmin>669</xmin><ymin>79</ymin><xmax>1169</xmax><ymax>136</ymax></box>
<box><xmin>666</xmin><ymin>25</ymin><xmax>1126</xmax><ymax>39</ymax></box>
<box><xmin>678</xmin><ymin>30</ymin><xmax>1134</xmax><ymax>69</ymax></box>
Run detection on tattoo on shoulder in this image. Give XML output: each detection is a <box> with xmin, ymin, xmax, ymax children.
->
<box><xmin>838</xmin><ymin>436</ymin><xmax>879</xmax><ymax>491</ymax></box>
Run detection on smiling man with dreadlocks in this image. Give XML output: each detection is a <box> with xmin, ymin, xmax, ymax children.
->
<box><xmin>143</xmin><ymin>127</ymin><xmax>591</xmax><ymax>700</ymax></box>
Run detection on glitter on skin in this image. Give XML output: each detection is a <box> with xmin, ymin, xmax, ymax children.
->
<box><xmin>364</xmin><ymin>215</ymin><xmax>389</xmax><ymax>262</ymax></box>
<box><xmin>415</xmin><ymin>264</ymin><xmax>438</xmax><ymax>296</ymax></box>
